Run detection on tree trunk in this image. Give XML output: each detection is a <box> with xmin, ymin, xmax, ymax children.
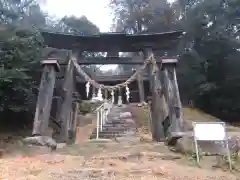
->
<box><xmin>32</xmin><ymin>65</ymin><xmax>56</xmax><ymax>136</ymax></box>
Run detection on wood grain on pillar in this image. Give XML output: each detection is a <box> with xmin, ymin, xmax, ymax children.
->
<box><xmin>54</xmin><ymin>57</ymin><xmax>74</xmax><ymax>143</ymax></box>
<box><xmin>32</xmin><ymin>59</ymin><xmax>60</xmax><ymax>136</ymax></box>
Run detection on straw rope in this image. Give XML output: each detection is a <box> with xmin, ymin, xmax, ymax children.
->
<box><xmin>72</xmin><ymin>53</ymin><xmax>161</xmax><ymax>91</ymax></box>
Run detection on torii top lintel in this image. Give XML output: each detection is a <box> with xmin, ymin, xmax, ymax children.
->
<box><xmin>41</xmin><ymin>30</ymin><xmax>183</xmax><ymax>52</ymax></box>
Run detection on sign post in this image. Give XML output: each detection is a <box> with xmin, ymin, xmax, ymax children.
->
<box><xmin>192</xmin><ymin>122</ymin><xmax>232</xmax><ymax>170</ymax></box>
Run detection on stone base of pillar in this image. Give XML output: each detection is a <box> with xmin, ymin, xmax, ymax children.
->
<box><xmin>166</xmin><ymin>131</ymin><xmax>185</xmax><ymax>146</ymax></box>
<box><xmin>22</xmin><ymin>136</ymin><xmax>57</xmax><ymax>151</ymax></box>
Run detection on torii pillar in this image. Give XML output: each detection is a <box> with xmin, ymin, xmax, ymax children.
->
<box><xmin>144</xmin><ymin>49</ymin><xmax>166</xmax><ymax>142</ymax></box>
<box><xmin>32</xmin><ymin>59</ymin><xmax>60</xmax><ymax>136</ymax></box>
<box><xmin>54</xmin><ymin>58</ymin><xmax>74</xmax><ymax>143</ymax></box>
<box><xmin>162</xmin><ymin>60</ymin><xmax>184</xmax><ymax>145</ymax></box>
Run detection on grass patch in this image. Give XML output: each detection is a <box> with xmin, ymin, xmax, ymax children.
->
<box><xmin>129</xmin><ymin>106</ymin><xmax>240</xmax><ymax>133</ymax></box>
<box><xmin>183</xmin><ymin>108</ymin><xmax>240</xmax><ymax>132</ymax></box>
<box><xmin>29</xmin><ymin>168</ymin><xmax>43</xmax><ymax>176</ymax></box>
<box><xmin>56</xmin><ymin>143</ymin><xmax>106</xmax><ymax>157</ymax></box>
<box><xmin>79</xmin><ymin>100</ymin><xmax>102</xmax><ymax>115</ymax></box>
<box><xmin>129</xmin><ymin>105</ymin><xmax>151</xmax><ymax>134</ymax></box>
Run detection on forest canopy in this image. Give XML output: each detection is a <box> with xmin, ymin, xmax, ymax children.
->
<box><xmin>1</xmin><ymin>0</ymin><xmax>240</xmax><ymax>128</ymax></box>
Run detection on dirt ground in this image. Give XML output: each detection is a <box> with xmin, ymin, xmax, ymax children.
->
<box><xmin>0</xmin><ymin>140</ymin><xmax>239</xmax><ymax>180</ymax></box>
<box><xmin>0</xmin><ymin>106</ymin><xmax>240</xmax><ymax>180</ymax></box>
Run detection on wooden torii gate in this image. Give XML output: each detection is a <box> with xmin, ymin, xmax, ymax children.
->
<box><xmin>30</xmin><ymin>30</ymin><xmax>184</xmax><ymax>145</ymax></box>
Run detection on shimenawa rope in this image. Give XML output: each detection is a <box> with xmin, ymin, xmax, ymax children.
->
<box><xmin>71</xmin><ymin>54</ymin><xmax>160</xmax><ymax>91</ymax></box>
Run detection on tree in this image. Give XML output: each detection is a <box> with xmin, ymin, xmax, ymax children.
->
<box><xmin>0</xmin><ymin>0</ymin><xmax>103</xmax><ymax>128</ymax></box>
<box><xmin>110</xmin><ymin>0</ymin><xmax>179</xmax><ymax>33</ymax></box>
<box><xmin>174</xmin><ymin>0</ymin><xmax>240</xmax><ymax>120</ymax></box>
<box><xmin>110</xmin><ymin>0</ymin><xmax>182</xmax><ymax>73</ymax></box>
<box><xmin>46</xmin><ymin>15</ymin><xmax>102</xmax><ymax>77</ymax></box>
<box><xmin>0</xmin><ymin>0</ymin><xmax>47</xmax><ymax>129</ymax></box>
<box><xmin>110</xmin><ymin>0</ymin><xmax>240</xmax><ymax>121</ymax></box>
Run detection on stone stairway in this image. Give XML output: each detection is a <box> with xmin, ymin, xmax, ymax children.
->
<box><xmin>90</xmin><ymin>105</ymin><xmax>137</xmax><ymax>139</ymax></box>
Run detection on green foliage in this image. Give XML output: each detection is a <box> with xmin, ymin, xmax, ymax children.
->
<box><xmin>0</xmin><ymin>26</ymin><xmax>44</xmax><ymax>113</ymax></box>
<box><xmin>0</xmin><ymin>0</ymin><xmax>47</xmax><ymax>115</ymax></box>
<box><xmin>110</xmin><ymin>0</ymin><xmax>240</xmax><ymax>121</ymax></box>
<box><xmin>0</xmin><ymin>0</ymin><xmax>101</xmax><ymax>122</ymax></box>
<box><xmin>59</xmin><ymin>16</ymin><xmax>100</xmax><ymax>35</ymax></box>
<box><xmin>79</xmin><ymin>102</ymin><xmax>92</xmax><ymax>114</ymax></box>
<box><xmin>79</xmin><ymin>101</ymin><xmax>102</xmax><ymax>115</ymax></box>
<box><xmin>176</xmin><ymin>0</ymin><xmax>240</xmax><ymax>120</ymax></box>
<box><xmin>1</xmin><ymin>0</ymin><xmax>240</xmax><ymax>128</ymax></box>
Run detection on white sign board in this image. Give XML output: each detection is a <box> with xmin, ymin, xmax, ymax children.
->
<box><xmin>193</xmin><ymin>122</ymin><xmax>226</xmax><ymax>141</ymax></box>
<box><xmin>192</xmin><ymin>122</ymin><xmax>232</xmax><ymax>170</ymax></box>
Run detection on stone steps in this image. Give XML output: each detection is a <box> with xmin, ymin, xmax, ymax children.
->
<box><xmin>90</xmin><ymin>133</ymin><xmax>126</xmax><ymax>139</ymax></box>
<box><xmin>103</xmin><ymin>124</ymin><xmax>135</xmax><ymax>128</ymax></box>
<box><xmin>94</xmin><ymin>126</ymin><xmax>136</xmax><ymax>130</ymax></box>
<box><xmin>90</xmin><ymin>107</ymin><xmax>136</xmax><ymax>140</ymax></box>
<box><xmin>90</xmin><ymin>130</ymin><xmax>136</xmax><ymax>139</ymax></box>
<box><xmin>91</xmin><ymin>129</ymin><xmax>136</xmax><ymax>135</ymax></box>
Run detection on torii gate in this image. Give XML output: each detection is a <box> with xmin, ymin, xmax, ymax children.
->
<box><xmin>29</xmin><ymin>30</ymin><xmax>184</xmax><ymax>146</ymax></box>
